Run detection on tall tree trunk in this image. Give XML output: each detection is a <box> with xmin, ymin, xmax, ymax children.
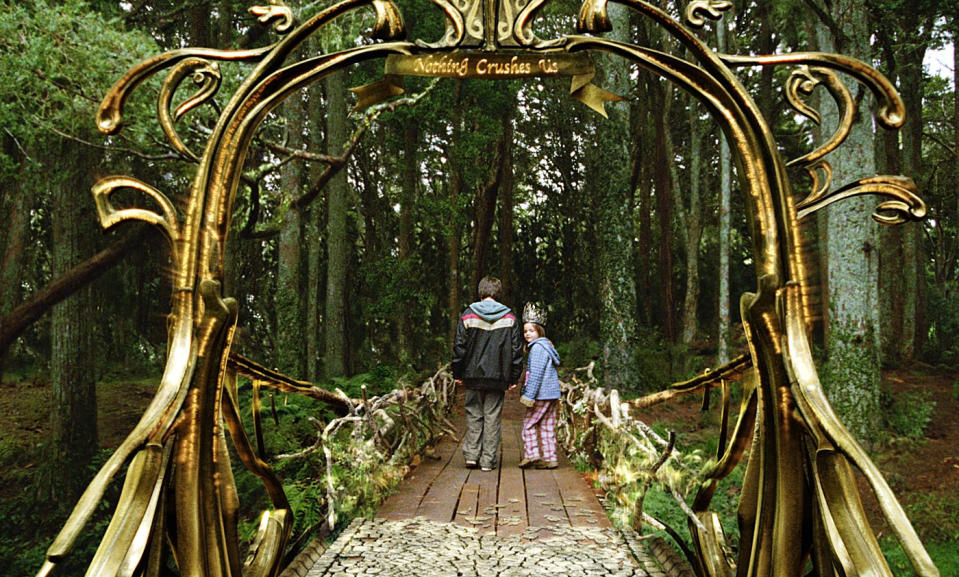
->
<box><xmin>0</xmin><ymin>136</ymin><xmax>30</xmax><ymax>375</ymax></box>
<box><xmin>306</xmin><ymin>80</ymin><xmax>325</xmax><ymax>381</ymax></box>
<box><xmin>276</xmin><ymin>98</ymin><xmax>307</xmax><ymax>377</ymax></box>
<box><xmin>398</xmin><ymin>121</ymin><xmax>418</xmax><ymax>361</ymax></box>
<box><xmin>307</xmin><ymin>209</ymin><xmax>323</xmax><ymax>380</ymax></box>
<box><xmin>716</xmin><ymin>21</ymin><xmax>732</xmax><ymax>365</ymax></box>
<box><xmin>878</xmin><ymin>80</ymin><xmax>903</xmax><ymax>361</ymax></box>
<box><xmin>894</xmin><ymin>16</ymin><xmax>926</xmax><ymax>361</ymax></box>
<box><xmin>651</xmin><ymin>81</ymin><xmax>675</xmax><ymax>347</ymax></box>
<box><xmin>189</xmin><ymin>0</ymin><xmax>212</xmax><ymax>46</ymax></box>
<box><xmin>324</xmin><ymin>70</ymin><xmax>349</xmax><ymax>377</ymax></box>
<box><xmin>637</xmin><ymin>152</ymin><xmax>653</xmax><ymax>326</ymax></box>
<box><xmin>216</xmin><ymin>0</ymin><xmax>233</xmax><ymax>47</ymax></box>
<box><xmin>819</xmin><ymin>4</ymin><xmax>882</xmax><ymax>443</ymax></box>
<box><xmin>499</xmin><ymin>115</ymin><xmax>515</xmax><ymax>307</ymax></box>
<box><xmin>50</xmin><ymin>142</ymin><xmax>98</xmax><ymax>507</ymax></box>
<box><xmin>448</xmin><ymin>169</ymin><xmax>463</xmax><ymax>344</ymax></box>
<box><xmin>469</xmin><ymin>144</ymin><xmax>502</xmax><ymax>295</ymax></box>
<box><xmin>595</xmin><ymin>3</ymin><xmax>640</xmax><ymax>391</ymax></box>
<box><xmin>681</xmin><ymin>102</ymin><xmax>703</xmax><ymax>348</ymax></box>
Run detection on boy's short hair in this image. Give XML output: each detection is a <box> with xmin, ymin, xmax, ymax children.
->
<box><xmin>478</xmin><ymin>276</ymin><xmax>502</xmax><ymax>300</ymax></box>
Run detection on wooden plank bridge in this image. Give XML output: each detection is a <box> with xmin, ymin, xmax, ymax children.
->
<box><xmin>278</xmin><ymin>390</ymin><xmax>691</xmax><ymax>577</ymax></box>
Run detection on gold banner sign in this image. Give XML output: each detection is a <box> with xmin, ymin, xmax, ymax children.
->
<box><xmin>351</xmin><ymin>52</ymin><xmax>624</xmax><ymax>117</ymax></box>
<box><xmin>384</xmin><ymin>52</ymin><xmax>594</xmax><ymax>79</ymax></box>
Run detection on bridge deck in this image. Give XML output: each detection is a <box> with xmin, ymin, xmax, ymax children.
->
<box><xmin>376</xmin><ymin>388</ymin><xmax>610</xmax><ymax>536</ymax></box>
<box><xmin>281</xmin><ymin>389</ymin><xmax>677</xmax><ymax>577</ymax></box>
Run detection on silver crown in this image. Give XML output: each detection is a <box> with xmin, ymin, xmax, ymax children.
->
<box><xmin>522</xmin><ymin>302</ymin><xmax>547</xmax><ymax>327</ymax></box>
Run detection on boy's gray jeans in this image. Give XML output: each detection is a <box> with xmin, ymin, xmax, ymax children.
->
<box><xmin>463</xmin><ymin>388</ymin><xmax>505</xmax><ymax>469</ymax></box>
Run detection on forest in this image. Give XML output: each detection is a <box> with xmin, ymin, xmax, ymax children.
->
<box><xmin>1</xmin><ymin>0</ymin><xmax>959</xmax><ymax>574</ymax></box>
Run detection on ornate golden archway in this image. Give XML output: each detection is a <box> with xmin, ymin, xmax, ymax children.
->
<box><xmin>37</xmin><ymin>1</ymin><xmax>937</xmax><ymax>576</ymax></box>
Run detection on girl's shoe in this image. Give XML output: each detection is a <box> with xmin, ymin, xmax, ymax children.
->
<box><xmin>518</xmin><ymin>458</ymin><xmax>540</xmax><ymax>469</ymax></box>
<box><xmin>535</xmin><ymin>461</ymin><xmax>558</xmax><ymax>469</ymax></box>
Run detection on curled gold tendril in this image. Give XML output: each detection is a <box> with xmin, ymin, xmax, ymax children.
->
<box><xmin>796</xmin><ymin>159</ymin><xmax>834</xmax><ymax>209</ymax></box>
<box><xmin>685</xmin><ymin>0</ymin><xmax>732</xmax><ymax>28</ymax></box>
<box><xmin>723</xmin><ymin>52</ymin><xmax>905</xmax><ymax>129</ymax></box>
<box><xmin>577</xmin><ymin>0</ymin><xmax>612</xmax><ymax>33</ymax></box>
<box><xmin>785</xmin><ymin>66</ymin><xmax>822</xmax><ymax>124</ymax></box>
<box><xmin>96</xmin><ymin>46</ymin><xmax>271</xmax><ymax>136</ymax></box>
<box><xmin>249</xmin><ymin>0</ymin><xmax>295</xmax><ymax>33</ymax></box>
<box><xmin>785</xmin><ymin>67</ymin><xmax>853</xmax><ymax>169</ymax></box>
<box><xmin>158</xmin><ymin>58</ymin><xmax>222</xmax><ymax>162</ymax></box>
<box><xmin>370</xmin><ymin>0</ymin><xmax>406</xmax><ymax>40</ymax></box>
<box><xmin>92</xmin><ymin>176</ymin><xmax>181</xmax><ymax>258</ymax></box>
<box><xmin>796</xmin><ymin>175</ymin><xmax>926</xmax><ymax>224</ymax></box>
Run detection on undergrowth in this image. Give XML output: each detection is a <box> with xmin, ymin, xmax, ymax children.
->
<box><xmin>0</xmin><ymin>367</ymin><xmax>445</xmax><ymax>576</ymax></box>
<box><xmin>565</xmin><ymin>371</ymin><xmax>955</xmax><ymax>575</ymax></box>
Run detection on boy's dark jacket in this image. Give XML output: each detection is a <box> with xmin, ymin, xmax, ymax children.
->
<box><xmin>452</xmin><ymin>300</ymin><xmax>524</xmax><ymax>390</ymax></box>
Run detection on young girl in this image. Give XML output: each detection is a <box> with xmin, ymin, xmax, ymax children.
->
<box><xmin>519</xmin><ymin>304</ymin><xmax>561</xmax><ymax>469</ymax></box>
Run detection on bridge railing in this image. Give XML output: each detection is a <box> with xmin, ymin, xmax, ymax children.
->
<box><xmin>555</xmin><ymin>356</ymin><xmax>756</xmax><ymax>574</ymax></box>
<box><xmin>240</xmin><ymin>359</ymin><xmax>459</xmax><ymax>536</ymax></box>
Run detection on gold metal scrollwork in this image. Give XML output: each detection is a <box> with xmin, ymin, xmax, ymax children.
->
<box><xmin>92</xmin><ymin>176</ymin><xmax>181</xmax><ymax>258</ymax></box>
<box><xmin>250</xmin><ymin>0</ymin><xmax>296</xmax><ymax>33</ymax></box>
<box><xmin>796</xmin><ymin>174</ymin><xmax>926</xmax><ymax>224</ymax></box>
<box><xmin>370</xmin><ymin>0</ymin><xmax>407</xmax><ymax>40</ymax></box>
<box><xmin>685</xmin><ymin>0</ymin><xmax>732</xmax><ymax>29</ymax></box>
<box><xmin>159</xmin><ymin>57</ymin><xmax>222</xmax><ymax>162</ymax></box>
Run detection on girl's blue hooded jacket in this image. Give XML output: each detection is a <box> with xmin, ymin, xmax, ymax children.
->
<box><xmin>522</xmin><ymin>337</ymin><xmax>561</xmax><ymax>402</ymax></box>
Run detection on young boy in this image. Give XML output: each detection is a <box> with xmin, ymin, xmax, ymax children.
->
<box><xmin>452</xmin><ymin>277</ymin><xmax>524</xmax><ymax>471</ymax></box>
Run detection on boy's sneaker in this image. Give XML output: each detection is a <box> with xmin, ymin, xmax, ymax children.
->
<box><xmin>481</xmin><ymin>467</ymin><xmax>493</xmax><ymax>472</ymax></box>
<box><xmin>536</xmin><ymin>461</ymin><xmax>558</xmax><ymax>469</ymax></box>
<box><xmin>465</xmin><ymin>460</ymin><xmax>478</xmax><ymax>469</ymax></box>
<box><xmin>518</xmin><ymin>458</ymin><xmax>539</xmax><ymax>469</ymax></box>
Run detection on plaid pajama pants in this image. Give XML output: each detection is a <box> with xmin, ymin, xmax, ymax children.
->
<box><xmin>522</xmin><ymin>399</ymin><xmax>558</xmax><ymax>462</ymax></box>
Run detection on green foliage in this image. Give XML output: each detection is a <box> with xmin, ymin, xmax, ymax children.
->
<box><xmin>328</xmin><ymin>367</ymin><xmax>400</xmax><ymax>398</ymax></box>
<box><xmin>0</xmin><ymin>0</ymin><xmax>160</xmax><ymax>175</ymax></box>
<box><xmin>0</xmin><ymin>448</ymin><xmax>118</xmax><ymax>576</ymax></box>
<box><xmin>555</xmin><ymin>338</ymin><xmax>601</xmax><ymax>370</ymax></box>
<box><xmin>881</xmin><ymin>388</ymin><xmax>936</xmax><ymax>441</ymax></box>
<box><xmin>880</xmin><ymin>537</ymin><xmax>959</xmax><ymax>577</ymax></box>
<box><xmin>922</xmin><ymin>282</ymin><xmax>959</xmax><ymax>367</ymax></box>
<box><xmin>898</xmin><ymin>492</ymin><xmax>959</xmax><ymax>544</ymax></box>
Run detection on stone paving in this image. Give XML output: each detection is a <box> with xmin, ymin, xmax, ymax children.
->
<box><xmin>302</xmin><ymin>516</ymin><xmax>668</xmax><ymax>577</ymax></box>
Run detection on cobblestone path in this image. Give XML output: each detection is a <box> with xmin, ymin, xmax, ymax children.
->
<box><xmin>301</xmin><ymin>517</ymin><xmax>665</xmax><ymax>577</ymax></box>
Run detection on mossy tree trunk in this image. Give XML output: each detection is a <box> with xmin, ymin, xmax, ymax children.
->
<box><xmin>680</xmin><ymin>97</ymin><xmax>703</xmax><ymax>350</ymax></box>
<box><xmin>818</xmin><ymin>1</ymin><xmax>882</xmax><ymax>443</ymax></box>
<box><xmin>0</xmin><ymin>135</ymin><xmax>30</xmax><ymax>375</ymax></box>
<box><xmin>50</xmin><ymin>141</ymin><xmax>98</xmax><ymax>507</ymax></box>
<box><xmin>398</xmin><ymin>121</ymin><xmax>418</xmax><ymax>361</ymax></box>
<box><xmin>595</xmin><ymin>3</ymin><xmax>639</xmax><ymax>391</ymax></box>
<box><xmin>716</xmin><ymin>16</ymin><xmax>733</xmax><ymax>365</ymax></box>
<box><xmin>275</xmin><ymin>97</ymin><xmax>308</xmax><ymax>378</ymax></box>
<box><xmin>498</xmin><ymin>113</ymin><xmax>515</xmax><ymax>307</ymax></box>
<box><xmin>324</xmin><ymin>69</ymin><xmax>350</xmax><ymax>378</ymax></box>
